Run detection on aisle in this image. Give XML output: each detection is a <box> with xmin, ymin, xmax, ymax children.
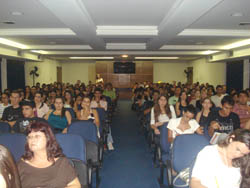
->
<box><xmin>99</xmin><ymin>100</ymin><xmax>160</xmax><ymax>188</ymax></box>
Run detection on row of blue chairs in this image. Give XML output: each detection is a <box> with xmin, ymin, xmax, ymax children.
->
<box><xmin>0</xmin><ymin>120</ymin><xmax>107</xmax><ymax>188</ymax></box>
<box><xmin>133</xmin><ymin>103</ymin><xmax>210</xmax><ymax>188</ymax></box>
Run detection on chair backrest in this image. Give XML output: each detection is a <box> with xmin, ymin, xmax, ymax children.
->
<box><xmin>94</xmin><ymin>107</ymin><xmax>107</xmax><ymax>134</ymax></box>
<box><xmin>65</xmin><ymin>108</ymin><xmax>76</xmax><ymax>119</ymax></box>
<box><xmin>68</xmin><ymin>121</ymin><xmax>98</xmax><ymax>144</ymax></box>
<box><xmin>0</xmin><ymin>133</ymin><xmax>26</xmax><ymax>162</ymax></box>
<box><xmin>55</xmin><ymin>134</ymin><xmax>86</xmax><ymax>162</ymax></box>
<box><xmin>0</xmin><ymin>122</ymin><xmax>11</xmax><ymax>133</ymax></box>
<box><xmin>172</xmin><ymin>134</ymin><xmax>209</xmax><ymax>172</ymax></box>
<box><xmin>160</xmin><ymin>122</ymin><xmax>171</xmax><ymax>155</ymax></box>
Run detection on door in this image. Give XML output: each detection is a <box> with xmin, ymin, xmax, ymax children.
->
<box><xmin>226</xmin><ymin>61</ymin><xmax>243</xmax><ymax>92</ymax></box>
<box><xmin>57</xmin><ymin>66</ymin><xmax>62</xmax><ymax>83</ymax></box>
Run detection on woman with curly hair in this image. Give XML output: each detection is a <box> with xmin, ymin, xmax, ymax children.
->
<box><xmin>0</xmin><ymin>145</ymin><xmax>21</xmax><ymax>188</ymax></box>
<box><xmin>17</xmin><ymin>121</ymin><xmax>80</xmax><ymax>188</ymax></box>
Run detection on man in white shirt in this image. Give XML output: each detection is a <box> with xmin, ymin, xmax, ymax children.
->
<box><xmin>211</xmin><ymin>85</ymin><xmax>224</xmax><ymax>107</ymax></box>
<box><xmin>0</xmin><ymin>93</ymin><xmax>11</xmax><ymax>119</ymax></box>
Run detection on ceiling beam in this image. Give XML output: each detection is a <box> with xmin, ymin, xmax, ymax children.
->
<box><xmin>147</xmin><ymin>0</ymin><xmax>225</xmax><ymax>50</ymax></box>
<box><xmin>39</xmin><ymin>0</ymin><xmax>105</xmax><ymax>50</ymax></box>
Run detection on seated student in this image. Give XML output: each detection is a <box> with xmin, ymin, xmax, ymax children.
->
<box><xmin>211</xmin><ymin>85</ymin><xmax>224</xmax><ymax>108</ymax></box>
<box><xmin>0</xmin><ymin>144</ymin><xmax>21</xmax><ymax>188</ymax></box>
<box><xmin>34</xmin><ymin>92</ymin><xmax>49</xmax><ymax>118</ymax></box>
<box><xmin>151</xmin><ymin>95</ymin><xmax>176</xmax><ymax>135</ymax></box>
<box><xmin>0</xmin><ymin>93</ymin><xmax>11</xmax><ymax>119</ymax></box>
<box><xmin>175</xmin><ymin>91</ymin><xmax>188</xmax><ymax>117</ymax></box>
<box><xmin>2</xmin><ymin>90</ymin><xmax>23</xmax><ymax>127</ymax></box>
<box><xmin>64</xmin><ymin>90</ymin><xmax>74</xmax><ymax>108</ymax></box>
<box><xmin>17</xmin><ymin>122</ymin><xmax>80</xmax><ymax>188</ymax></box>
<box><xmin>90</xmin><ymin>88</ymin><xmax>107</xmax><ymax>111</ymax></box>
<box><xmin>196</xmin><ymin>97</ymin><xmax>213</xmax><ymax>127</ymax></box>
<box><xmin>168</xmin><ymin>86</ymin><xmax>181</xmax><ymax>106</ymax></box>
<box><xmin>143</xmin><ymin>90</ymin><xmax>160</xmax><ymax>115</ymax></box>
<box><xmin>76</xmin><ymin>96</ymin><xmax>100</xmax><ymax>127</ymax></box>
<box><xmin>208</xmin><ymin>96</ymin><xmax>240</xmax><ymax>137</ymax></box>
<box><xmin>13</xmin><ymin>101</ymin><xmax>48</xmax><ymax>134</ymax></box>
<box><xmin>233</xmin><ymin>90</ymin><xmax>250</xmax><ymax>128</ymax></box>
<box><xmin>191</xmin><ymin>129</ymin><xmax>250</xmax><ymax>188</ymax></box>
<box><xmin>167</xmin><ymin>105</ymin><xmax>203</xmax><ymax>143</ymax></box>
<box><xmin>45</xmin><ymin>97</ymin><xmax>72</xmax><ymax>133</ymax></box>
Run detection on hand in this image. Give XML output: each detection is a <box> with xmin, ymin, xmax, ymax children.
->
<box><xmin>155</xmin><ymin>122</ymin><xmax>163</xmax><ymax>127</ymax></box>
<box><xmin>196</xmin><ymin>127</ymin><xmax>204</xmax><ymax>134</ymax></box>
<box><xmin>154</xmin><ymin>129</ymin><xmax>160</xmax><ymax>135</ymax></box>
<box><xmin>210</xmin><ymin>121</ymin><xmax>221</xmax><ymax>130</ymax></box>
<box><xmin>62</xmin><ymin>128</ymin><xmax>68</xmax><ymax>134</ymax></box>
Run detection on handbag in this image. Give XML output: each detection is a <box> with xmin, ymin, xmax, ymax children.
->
<box><xmin>173</xmin><ymin>167</ymin><xmax>190</xmax><ymax>187</ymax></box>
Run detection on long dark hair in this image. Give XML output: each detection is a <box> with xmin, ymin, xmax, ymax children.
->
<box><xmin>22</xmin><ymin>122</ymin><xmax>64</xmax><ymax>162</ymax></box>
<box><xmin>64</xmin><ymin>90</ymin><xmax>74</xmax><ymax>108</ymax></box>
<box><xmin>154</xmin><ymin>95</ymin><xmax>171</xmax><ymax>122</ymax></box>
<box><xmin>0</xmin><ymin>145</ymin><xmax>21</xmax><ymax>188</ymax></box>
<box><xmin>55</xmin><ymin>96</ymin><xmax>66</xmax><ymax>118</ymax></box>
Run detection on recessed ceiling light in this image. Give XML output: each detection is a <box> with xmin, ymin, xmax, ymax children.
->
<box><xmin>69</xmin><ymin>57</ymin><xmax>114</xmax><ymax>60</ymax></box>
<box><xmin>30</xmin><ymin>50</ymin><xmax>48</xmax><ymax>54</ymax></box>
<box><xmin>231</xmin><ymin>12</ymin><xmax>244</xmax><ymax>17</ymax></box>
<box><xmin>11</xmin><ymin>11</ymin><xmax>23</xmax><ymax>16</ymax></box>
<box><xmin>49</xmin><ymin>41</ymin><xmax>56</xmax><ymax>44</ymax></box>
<box><xmin>201</xmin><ymin>50</ymin><xmax>219</xmax><ymax>55</ymax></box>
<box><xmin>223</xmin><ymin>39</ymin><xmax>250</xmax><ymax>50</ymax></box>
<box><xmin>2</xmin><ymin>21</ymin><xmax>15</xmax><ymax>24</ymax></box>
<box><xmin>121</xmin><ymin>55</ymin><xmax>128</xmax><ymax>58</ymax></box>
<box><xmin>196</xmin><ymin>42</ymin><xmax>203</xmax><ymax>45</ymax></box>
<box><xmin>0</xmin><ymin>37</ymin><xmax>28</xmax><ymax>49</ymax></box>
<box><xmin>135</xmin><ymin>57</ymin><xmax>179</xmax><ymax>60</ymax></box>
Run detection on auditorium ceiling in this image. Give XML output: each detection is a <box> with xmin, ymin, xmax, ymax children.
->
<box><xmin>0</xmin><ymin>0</ymin><xmax>250</xmax><ymax>61</ymax></box>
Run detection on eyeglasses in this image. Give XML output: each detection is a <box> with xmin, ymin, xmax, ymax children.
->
<box><xmin>27</xmin><ymin>134</ymin><xmax>45</xmax><ymax>140</ymax></box>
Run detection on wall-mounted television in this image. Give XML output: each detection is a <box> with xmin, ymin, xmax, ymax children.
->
<box><xmin>114</xmin><ymin>62</ymin><xmax>135</xmax><ymax>74</ymax></box>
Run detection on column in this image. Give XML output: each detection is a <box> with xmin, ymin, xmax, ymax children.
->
<box><xmin>1</xmin><ymin>58</ymin><xmax>7</xmax><ymax>92</ymax></box>
<box><xmin>243</xmin><ymin>59</ymin><xmax>250</xmax><ymax>89</ymax></box>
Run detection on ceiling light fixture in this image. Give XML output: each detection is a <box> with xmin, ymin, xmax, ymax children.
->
<box><xmin>239</xmin><ymin>22</ymin><xmax>250</xmax><ymax>26</ymax></box>
<box><xmin>11</xmin><ymin>11</ymin><xmax>24</xmax><ymax>16</ymax></box>
<box><xmin>30</xmin><ymin>50</ymin><xmax>48</xmax><ymax>54</ymax></box>
<box><xmin>223</xmin><ymin>39</ymin><xmax>250</xmax><ymax>50</ymax></box>
<box><xmin>201</xmin><ymin>50</ymin><xmax>219</xmax><ymax>55</ymax></box>
<box><xmin>135</xmin><ymin>57</ymin><xmax>179</xmax><ymax>60</ymax></box>
<box><xmin>231</xmin><ymin>12</ymin><xmax>244</xmax><ymax>17</ymax></box>
<box><xmin>0</xmin><ymin>37</ymin><xmax>28</xmax><ymax>49</ymax></box>
<box><xmin>69</xmin><ymin>57</ymin><xmax>114</xmax><ymax>60</ymax></box>
<box><xmin>122</xmin><ymin>55</ymin><xmax>128</xmax><ymax>58</ymax></box>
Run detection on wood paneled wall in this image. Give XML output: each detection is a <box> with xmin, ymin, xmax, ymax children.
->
<box><xmin>96</xmin><ymin>61</ymin><xmax>153</xmax><ymax>88</ymax></box>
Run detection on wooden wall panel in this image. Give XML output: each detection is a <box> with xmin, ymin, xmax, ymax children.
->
<box><xmin>96</xmin><ymin>61</ymin><xmax>153</xmax><ymax>89</ymax></box>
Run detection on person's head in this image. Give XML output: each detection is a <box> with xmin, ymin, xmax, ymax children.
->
<box><xmin>21</xmin><ymin>101</ymin><xmax>35</xmax><ymax>118</ymax></box>
<box><xmin>195</xmin><ymin>90</ymin><xmax>201</xmax><ymax>99</ymax></box>
<box><xmin>94</xmin><ymin>88</ymin><xmax>102</xmax><ymax>99</ymax></box>
<box><xmin>152</xmin><ymin>90</ymin><xmax>160</xmax><ymax>102</ymax></box>
<box><xmin>31</xmin><ymin>86</ymin><xmax>36</xmax><ymax>95</ymax></box>
<box><xmin>182</xmin><ymin>105</ymin><xmax>196</xmax><ymax>121</ymax></box>
<box><xmin>200</xmin><ymin>89</ymin><xmax>207</xmax><ymax>100</ymax></box>
<box><xmin>0</xmin><ymin>145</ymin><xmax>21</xmax><ymax>188</ymax></box>
<box><xmin>81</xmin><ymin>96</ymin><xmax>91</xmax><ymax>109</ymax></box>
<box><xmin>49</xmin><ymin>90</ymin><xmax>56</xmax><ymax>98</ymax></box>
<box><xmin>221</xmin><ymin>95</ymin><xmax>235</xmax><ymax>116</ymax></box>
<box><xmin>64</xmin><ymin>90</ymin><xmax>72</xmax><ymax>101</ymax></box>
<box><xmin>201</xmin><ymin>97</ymin><xmax>212</xmax><ymax>111</ymax></box>
<box><xmin>25</xmin><ymin>86</ymin><xmax>30</xmax><ymax>93</ymax></box>
<box><xmin>23</xmin><ymin>122</ymin><xmax>64</xmax><ymax>161</ymax></box>
<box><xmin>1</xmin><ymin>93</ymin><xmax>9</xmax><ymax>105</ymax></box>
<box><xmin>179</xmin><ymin>91</ymin><xmax>187</xmax><ymax>101</ymax></box>
<box><xmin>157</xmin><ymin>95</ymin><xmax>168</xmax><ymax>107</ymax></box>
<box><xmin>75</xmin><ymin>94</ymin><xmax>83</xmax><ymax>105</ymax></box>
<box><xmin>238</xmin><ymin>90</ymin><xmax>249</xmax><ymax>106</ymax></box>
<box><xmin>34</xmin><ymin>92</ymin><xmax>43</xmax><ymax>104</ymax></box>
<box><xmin>232</xmin><ymin>92</ymin><xmax>239</xmax><ymax>104</ymax></box>
<box><xmin>219</xmin><ymin>129</ymin><xmax>250</xmax><ymax>161</ymax></box>
<box><xmin>175</xmin><ymin>87</ymin><xmax>181</xmax><ymax>96</ymax></box>
<box><xmin>222</xmin><ymin>85</ymin><xmax>227</xmax><ymax>94</ymax></box>
<box><xmin>10</xmin><ymin>91</ymin><xmax>21</xmax><ymax>107</ymax></box>
<box><xmin>216</xmin><ymin>85</ymin><xmax>223</xmax><ymax>96</ymax></box>
<box><xmin>54</xmin><ymin>97</ymin><xmax>64</xmax><ymax>111</ymax></box>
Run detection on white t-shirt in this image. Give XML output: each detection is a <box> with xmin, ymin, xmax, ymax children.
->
<box><xmin>192</xmin><ymin>145</ymin><xmax>241</xmax><ymax>188</ymax></box>
<box><xmin>211</xmin><ymin>95</ymin><xmax>224</xmax><ymax>107</ymax></box>
<box><xmin>150</xmin><ymin>105</ymin><xmax>176</xmax><ymax>125</ymax></box>
<box><xmin>167</xmin><ymin>117</ymin><xmax>200</xmax><ymax>139</ymax></box>
<box><xmin>0</xmin><ymin>103</ymin><xmax>11</xmax><ymax>119</ymax></box>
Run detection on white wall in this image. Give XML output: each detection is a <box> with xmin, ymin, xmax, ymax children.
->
<box><xmin>25</xmin><ymin>58</ymin><xmax>61</xmax><ymax>86</ymax></box>
<box><xmin>153</xmin><ymin>61</ymin><xmax>189</xmax><ymax>83</ymax></box>
<box><xmin>61</xmin><ymin>61</ymin><xmax>96</xmax><ymax>84</ymax></box>
<box><xmin>189</xmin><ymin>58</ymin><xmax>226</xmax><ymax>86</ymax></box>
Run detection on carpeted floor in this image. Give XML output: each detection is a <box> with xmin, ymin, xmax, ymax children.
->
<box><xmin>99</xmin><ymin>100</ymin><xmax>160</xmax><ymax>188</ymax></box>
